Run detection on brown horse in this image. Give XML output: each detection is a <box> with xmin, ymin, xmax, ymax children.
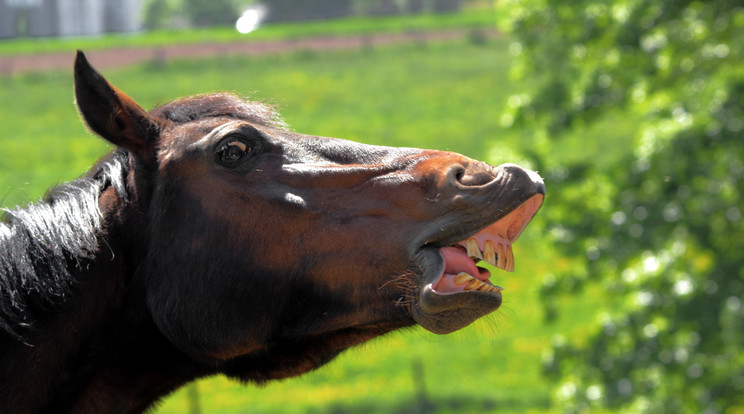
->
<box><xmin>0</xmin><ymin>51</ymin><xmax>544</xmax><ymax>413</ymax></box>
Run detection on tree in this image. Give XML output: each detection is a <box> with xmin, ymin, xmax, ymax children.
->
<box><xmin>499</xmin><ymin>0</ymin><xmax>744</xmax><ymax>412</ymax></box>
<box><xmin>262</xmin><ymin>0</ymin><xmax>352</xmax><ymax>22</ymax></box>
<box><xmin>143</xmin><ymin>0</ymin><xmax>171</xmax><ymax>30</ymax></box>
<box><xmin>183</xmin><ymin>0</ymin><xmax>238</xmax><ymax>26</ymax></box>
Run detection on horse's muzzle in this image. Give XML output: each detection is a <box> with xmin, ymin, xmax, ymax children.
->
<box><xmin>410</xmin><ymin>156</ymin><xmax>545</xmax><ymax>334</ymax></box>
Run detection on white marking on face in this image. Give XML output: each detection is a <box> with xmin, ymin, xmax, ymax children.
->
<box><xmin>284</xmin><ymin>192</ymin><xmax>307</xmax><ymax>208</ymax></box>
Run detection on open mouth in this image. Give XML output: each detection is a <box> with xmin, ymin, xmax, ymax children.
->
<box><xmin>411</xmin><ymin>188</ymin><xmax>544</xmax><ymax>335</ymax></box>
<box><xmin>431</xmin><ymin>194</ymin><xmax>544</xmax><ymax>297</ymax></box>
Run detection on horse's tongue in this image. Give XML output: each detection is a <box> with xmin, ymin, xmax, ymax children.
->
<box><xmin>434</xmin><ymin>247</ymin><xmax>495</xmax><ymax>294</ymax></box>
<box><xmin>440</xmin><ymin>247</ymin><xmax>488</xmax><ymax>281</ymax></box>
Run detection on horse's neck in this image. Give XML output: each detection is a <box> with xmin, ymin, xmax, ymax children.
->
<box><xmin>0</xmin><ymin>239</ymin><xmax>127</xmax><ymax>411</ymax></box>
<box><xmin>0</xmin><ymin>187</ymin><xmax>204</xmax><ymax>413</ymax></box>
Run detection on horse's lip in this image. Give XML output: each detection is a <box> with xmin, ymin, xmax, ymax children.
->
<box><xmin>411</xmin><ymin>193</ymin><xmax>544</xmax><ymax>334</ymax></box>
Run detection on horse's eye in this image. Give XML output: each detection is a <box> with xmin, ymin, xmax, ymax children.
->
<box><xmin>216</xmin><ymin>138</ymin><xmax>251</xmax><ymax>165</ymax></box>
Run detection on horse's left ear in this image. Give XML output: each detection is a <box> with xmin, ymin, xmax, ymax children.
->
<box><xmin>74</xmin><ymin>50</ymin><xmax>162</xmax><ymax>162</ymax></box>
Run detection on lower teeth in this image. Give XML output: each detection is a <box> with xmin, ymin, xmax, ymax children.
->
<box><xmin>455</xmin><ymin>272</ymin><xmax>502</xmax><ymax>293</ymax></box>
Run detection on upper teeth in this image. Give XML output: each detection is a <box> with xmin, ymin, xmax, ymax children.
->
<box><xmin>462</xmin><ymin>237</ymin><xmax>515</xmax><ymax>272</ymax></box>
<box><xmin>464</xmin><ymin>239</ymin><xmax>483</xmax><ymax>260</ymax></box>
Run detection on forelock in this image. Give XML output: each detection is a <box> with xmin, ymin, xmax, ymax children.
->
<box><xmin>151</xmin><ymin>93</ymin><xmax>286</xmax><ymax>128</ymax></box>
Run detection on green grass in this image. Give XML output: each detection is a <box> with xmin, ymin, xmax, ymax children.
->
<box><xmin>0</xmin><ymin>8</ymin><xmax>498</xmax><ymax>56</ymax></box>
<box><xmin>0</xmin><ymin>32</ymin><xmax>635</xmax><ymax>413</ymax></box>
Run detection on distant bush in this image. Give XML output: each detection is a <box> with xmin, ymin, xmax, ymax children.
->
<box><xmin>143</xmin><ymin>0</ymin><xmax>171</xmax><ymax>30</ymax></box>
<box><xmin>184</xmin><ymin>0</ymin><xmax>240</xmax><ymax>26</ymax></box>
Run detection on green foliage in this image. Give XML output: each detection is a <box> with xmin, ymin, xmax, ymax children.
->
<box><xmin>143</xmin><ymin>0</ymin><xmax>173</xmax><ymax>30</ymax></box>
<box><xmin>263</xmin><ymin>0</ymin><xmax>352</xmax><ymax>21</ymax></box>
<box><xmin>183</xmin><ymin>0</ymin><xmax>239</xmax><ymax>26</ymax></box>
<box><xmin>501</xmin><ymin>0</ymin><xmax>744</xmax><ymax>412</ymax></box>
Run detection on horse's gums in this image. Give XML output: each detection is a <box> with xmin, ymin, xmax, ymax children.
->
<box><xmin>0</xmin><ymin>51</ymin><xmax>545</xmax><ymax>413</ymax></box>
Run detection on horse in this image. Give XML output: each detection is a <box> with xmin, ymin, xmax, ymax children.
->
<box><xmin>0</xmin><ymin>51</ymin><xmax>544</xmax><ymax>413</ymax></box>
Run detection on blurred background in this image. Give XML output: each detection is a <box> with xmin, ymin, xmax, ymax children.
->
<box><xmin>1</xmin><ymin>1</ymin><xmax>742</xmax><ymax>413</ymax></box>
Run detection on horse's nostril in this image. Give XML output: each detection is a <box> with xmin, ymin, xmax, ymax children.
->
<box><xmin>454</xmin><ymin>167</ymin><xmax>465</xmax><ymax>183</ymax></box>
<box><xmin>451</xmin><ymin>164</ymin><xmax>496</xmax><ymax>187</ymax></box>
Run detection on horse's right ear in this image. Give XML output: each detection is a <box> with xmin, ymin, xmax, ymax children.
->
<box><xmin>74</xmin><ymin>50</ymin><xmax>161</xmax><ymax>162</ymax></box>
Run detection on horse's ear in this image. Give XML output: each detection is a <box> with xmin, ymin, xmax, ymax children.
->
<box><xmin>74</xmin><ymin>50</ymin><xmax>161</xmax><ymax>162</ymax></box>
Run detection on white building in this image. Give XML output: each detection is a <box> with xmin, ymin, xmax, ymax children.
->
<box><xmin>0</xmin><ymin>0</ymin><xmax>143</xmax><ymax>38</ymax></box>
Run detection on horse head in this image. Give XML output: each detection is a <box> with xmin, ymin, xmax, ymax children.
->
<box><xmin>74</xmin><ymin>51</ymin><xmax>544</xmax><ymax>380</ymax></box>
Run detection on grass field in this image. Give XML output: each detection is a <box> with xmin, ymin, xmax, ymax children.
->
<box><xmin>0</xmin><ymin>9</ymin><xmax>498</xmax><ymax>56</ymax></box>
<box><xmin>0</xmin><ymin>30</ymin><xmax>634</xmax><ymax>413</ymax></box>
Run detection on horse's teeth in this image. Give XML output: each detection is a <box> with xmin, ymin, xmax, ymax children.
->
<box><xmin>453</xmin><ymin>236</ymin><xmax>515</xmax><ymax>291</ymax></box>
<box><xmin>483</xmin><ymin>240</ymin><xmax>496</xmax><ymax>266</ymax></box>
<box><xmin>454</xmin><ymin>272</ymin><xmax>473</xmax><ymax>285</ymax></box>
<box><xmin>486</xmin><ymin>284</ymin><xmax>501</xmax><ymax>293</ymax></box>
<box><xmin>453</xmin><ymin>272</ymin><xmax>501</xmax><ymax>294</ymax></box>
<box><xmin>467</xmin><ymin>237</ymin><xmax>515</xmax><ymax>272</ymax></box>
<box><xmin>502</xmin><ymin>246</ymin><xmax>510</xmax><ymax>271</ymax></box>
<box><xmin>465</xmin><ymin>238</ymin><xmax>483</xmax><ymax>260</ymax></box>
<box><xmin>506</xmin><ymin>244</ymin><xmax>514</xmax><ymax>272</ymax></box>
<box><xmin>496</xmin><ymin>243</ymin><xmax>506</xmax><ymax>269</ymax></box>
<box><xmin>465</xmin><ymin>279</ymin><xmax>482</xmax><ymax>291</ymax></box>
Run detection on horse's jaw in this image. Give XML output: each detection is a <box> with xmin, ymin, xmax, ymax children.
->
<box><xmin>411</xmin><ymin>174</ymin><xmax>544</xmax><ymax>334</ymax></box>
